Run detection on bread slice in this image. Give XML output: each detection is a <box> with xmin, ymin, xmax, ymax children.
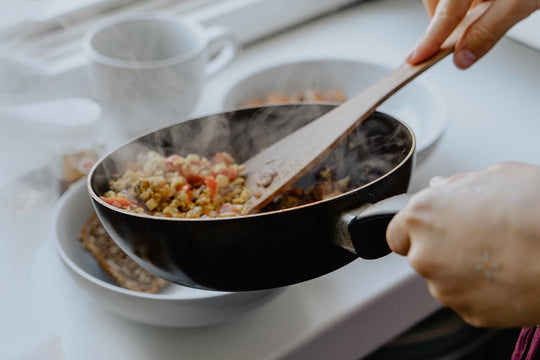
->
<box><xmin>79</xmin><ymin>213</ymin><xmax>169</xmax><ymax>293</ymax></box>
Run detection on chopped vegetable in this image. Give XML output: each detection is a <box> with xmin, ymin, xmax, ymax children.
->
<box><xmin>101</xmin><ymin>151</ymin><xmax>250</xmax><ymax>218</ymax></box>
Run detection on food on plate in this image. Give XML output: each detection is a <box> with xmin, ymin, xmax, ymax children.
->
<box><xmin>101</xmin><ymin>151</ymin><xmax>252</xmax><ymax>218</ymax></box>
<box><xmin>80</xmin><ymin>213</ymin><xmax>169</xmax><ymax>293</ymax></box>
<box><xmin>243</xmin><ymin>88</ymin><xmax>346</xmax><ymax>107</ymax></box>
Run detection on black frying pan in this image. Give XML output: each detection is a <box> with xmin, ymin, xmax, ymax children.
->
<box><xmin>88</xmin><ymin>104</ymin><xmax>415</xmax><ymax>291</ymax></box>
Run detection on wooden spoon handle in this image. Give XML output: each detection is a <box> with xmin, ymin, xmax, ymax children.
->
<box><xmin>243</xmin><ymin>2</ymin><xmax>490</xmax><ymax>213</ymax></box>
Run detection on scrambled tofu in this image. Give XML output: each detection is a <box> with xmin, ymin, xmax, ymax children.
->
<box><xmin>101</xmin><ymin>151</ymin><xmax>250</xmax><ymax>218</ymax></box>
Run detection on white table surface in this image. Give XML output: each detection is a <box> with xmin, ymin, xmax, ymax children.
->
<box><xmin>2</xmin><ymin>0</ymin><xmax>540</xmax><ymax>359</ymax></box>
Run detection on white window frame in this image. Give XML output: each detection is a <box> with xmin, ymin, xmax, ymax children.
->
<box><xmin>1</xmin><ymin>0</ymin><xmax>361</xmax><ymax>74</ymax></box>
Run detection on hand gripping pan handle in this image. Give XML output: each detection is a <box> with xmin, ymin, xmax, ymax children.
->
<box><xmin>334</xmin><ymin>193</ymin><xmax>411</xmax><ymax>259</ymax></box>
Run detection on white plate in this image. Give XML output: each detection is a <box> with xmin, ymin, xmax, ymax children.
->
<box><xmin>54</xmin><ymin>179</ymin><xmax>280</xmax><ymax>327</ymax></box>
<box><xmin>221</xmin><ymin>58</ymin><xmax>447</xmax><ymax>155</ymax></box>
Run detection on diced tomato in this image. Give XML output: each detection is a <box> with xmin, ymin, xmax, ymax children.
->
<box><xmin>205</xmin><ymin>176</ymin><xmax>218</xmax><ymax>197</ymax></box>
<box><xmin>100</xmin><ymin>196</ymin><xmax>132</xmax><ymax>208</ymax></box>
<box><xmin>185</xmin><ymin>174</ymin><xmax>204</xmax><ymax>187</ymax></box>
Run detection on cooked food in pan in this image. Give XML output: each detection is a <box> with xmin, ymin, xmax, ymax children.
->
<box><xmin>100</xmin><ymin>150</ymin><xmax>353</xmax><ymax>218</ymax></box>
<box><xmin>101</xmin><ymin>151</ymin><xmax>251</xmax><ymax>218</ymax></box>
<box><xmin>89</xmin><ymin>105</ymin><xmax>415</xmax><ymax>291</ymax></box>
<box><xmin>263</xmin><ymin>169</ymin><xmax>350</xmax><ymax>211</ymax></box>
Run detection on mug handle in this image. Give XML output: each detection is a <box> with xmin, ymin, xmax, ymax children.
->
<box><xmin>205</xmin><ymin>25</ymin><xmax>239</xmax><ymax>77</ymax></box>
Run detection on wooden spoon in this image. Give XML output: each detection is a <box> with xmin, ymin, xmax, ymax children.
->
<box><xmin>243</xmin><ymin>2</ymin><xmax>490</xmax><ymax>213</ymax></box>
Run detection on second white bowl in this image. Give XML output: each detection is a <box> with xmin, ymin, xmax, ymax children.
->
<box><xmin>222</xmin><ymin>58</ymin><xmax>447</xmax><ymax>154</ymax></box>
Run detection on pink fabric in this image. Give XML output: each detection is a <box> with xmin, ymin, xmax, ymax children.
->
<box><xmin>512</xmin><ymin>326</ymin><xmax>540</xmax><ymax>360</ymax></box>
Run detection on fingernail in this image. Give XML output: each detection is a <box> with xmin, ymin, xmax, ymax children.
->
<box><xmin>406</xmin><ymin>49</ymin><xmax>417</xmax><ymax>63</ymax></box>
<box><xmin>430</xmin><ymin>176</ymin><xmax>448</xmax><ymax>187</ymax></box>
<box><xmin>455</xmin><ymin>49</ymin><xmax>477</xmax><ymax>69</ymax></box>
<box><xmin>406</xmin><ymin>37</ymin><xmax>423</xmax><ymax>63</ymax></box>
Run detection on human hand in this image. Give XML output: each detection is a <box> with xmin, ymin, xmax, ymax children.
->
<box><xmin>407</xmin><ymin>0</ymin><xmax>540</xmax><ymax>69</ymax></box>
<box><xmin>386</xmin><ymin>162</ymin><xmax>540</xmax><ymax>327</ymax></box>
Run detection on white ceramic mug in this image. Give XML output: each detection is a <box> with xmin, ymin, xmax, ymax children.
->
<box><xmin>83</xmin><ymin>13</ymin><xmax>238</xmax><ymax>139</ymax></box>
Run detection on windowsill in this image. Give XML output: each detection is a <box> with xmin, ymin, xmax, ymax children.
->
<box><xmin>0</xmin><ymin>0</ymin><xmax>361</xmax><ymax>75</ymax></box>
<box><xmin>4</xmin><ymin>1</ymin><xmax>540</xmax><ymax>358</ymax></box>
<box><xmin>0</xmin><ymin>0</ymin><xmax>361</xmax><ymax>185</ymax></box>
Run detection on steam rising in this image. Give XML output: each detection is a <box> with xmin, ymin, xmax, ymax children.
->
<box><xmin>92</xmin><ymin>104</ymin><xmax>411</xmax><ymax>204</ymax></box>
<box><xmin>88</xmin><ymin>15</ymin><xmax>204</xmax><ymax>138</ymax></box>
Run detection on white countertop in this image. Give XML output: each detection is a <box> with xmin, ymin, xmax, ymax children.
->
<box><xmin>2</xmin><ymin>0</ymin><xmax>540</xmax><ymax>359</ymax></box>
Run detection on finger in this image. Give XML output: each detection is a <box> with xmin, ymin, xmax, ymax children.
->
<box><xmin>407</xmin><ymin>0</ymin><xmax>473</xmax><ymax>64</ymax></box>
<box><xmin>386</xmin><ymin>209</ymin><xmax>411</xmax><ymax>256</ymax></box>
<box><xmin>422</xmin><ymin>0</ymin><xmax>438</xmax><ymax>17</ymax></box>
<box><xmin>454</xmin><ymin>1</ymin><xmax>536</xmax><ymax>69</ymax></box>
<box><xmin>433</xmin><ymin>170</ymin><xmax>479</xmax><ymax>186</ymax></box>
<box><xmin>429</xmin><ymin>173</ymin><xmax>465</xmax><ymax>187</ymax></box>
<box><xmin>471</xmin><ymin>0</ymin><xmax>485</xmax><ymax>8</ymax></box>
<box><xmin>429</xmin><ymin>175</ymin><xmax>449</xmax><ymax>187</ymax></box>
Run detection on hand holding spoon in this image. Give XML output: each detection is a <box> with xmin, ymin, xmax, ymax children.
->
<box><xmin>242</xmin><ymin>2</ymin><xmax>491</xmax><ymax>213</ymax></box>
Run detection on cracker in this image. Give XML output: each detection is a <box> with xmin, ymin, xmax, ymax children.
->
<box><xmin>79</xmin><ymin>213</ymin><xmax>168</xmax><ymax>293</ymax></box>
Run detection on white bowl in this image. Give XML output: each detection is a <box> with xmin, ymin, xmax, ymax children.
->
<box><xmin>221</xmin><ymin>58</ymin><xmax>447</xmax><ymax>154</ymax></box>
<box><xmin>54</xmin><ymin>180</ymin><xmax>280</xmax><ymax>328</ymax></box>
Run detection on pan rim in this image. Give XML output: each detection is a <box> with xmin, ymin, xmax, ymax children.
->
<box><xmin>88</xmin><ymin>104</ymin><xmax>416</xmax><ymax>222</ymax></box>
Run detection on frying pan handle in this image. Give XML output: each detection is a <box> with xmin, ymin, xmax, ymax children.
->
<box><xmin>334</xmin><ymin>193</ymin><xmax>411</xmax><ymax>259</ymax></box>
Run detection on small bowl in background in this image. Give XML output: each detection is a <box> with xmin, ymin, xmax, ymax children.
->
<box><xmin>54</xmin><ymin>180</ymin><xmax>280</xmax><ymax>328</ymax></box>
<box><xmin>221</xmin><ymin>58</ymin><xmax>447</xmax><ymax>155</ymax></box>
